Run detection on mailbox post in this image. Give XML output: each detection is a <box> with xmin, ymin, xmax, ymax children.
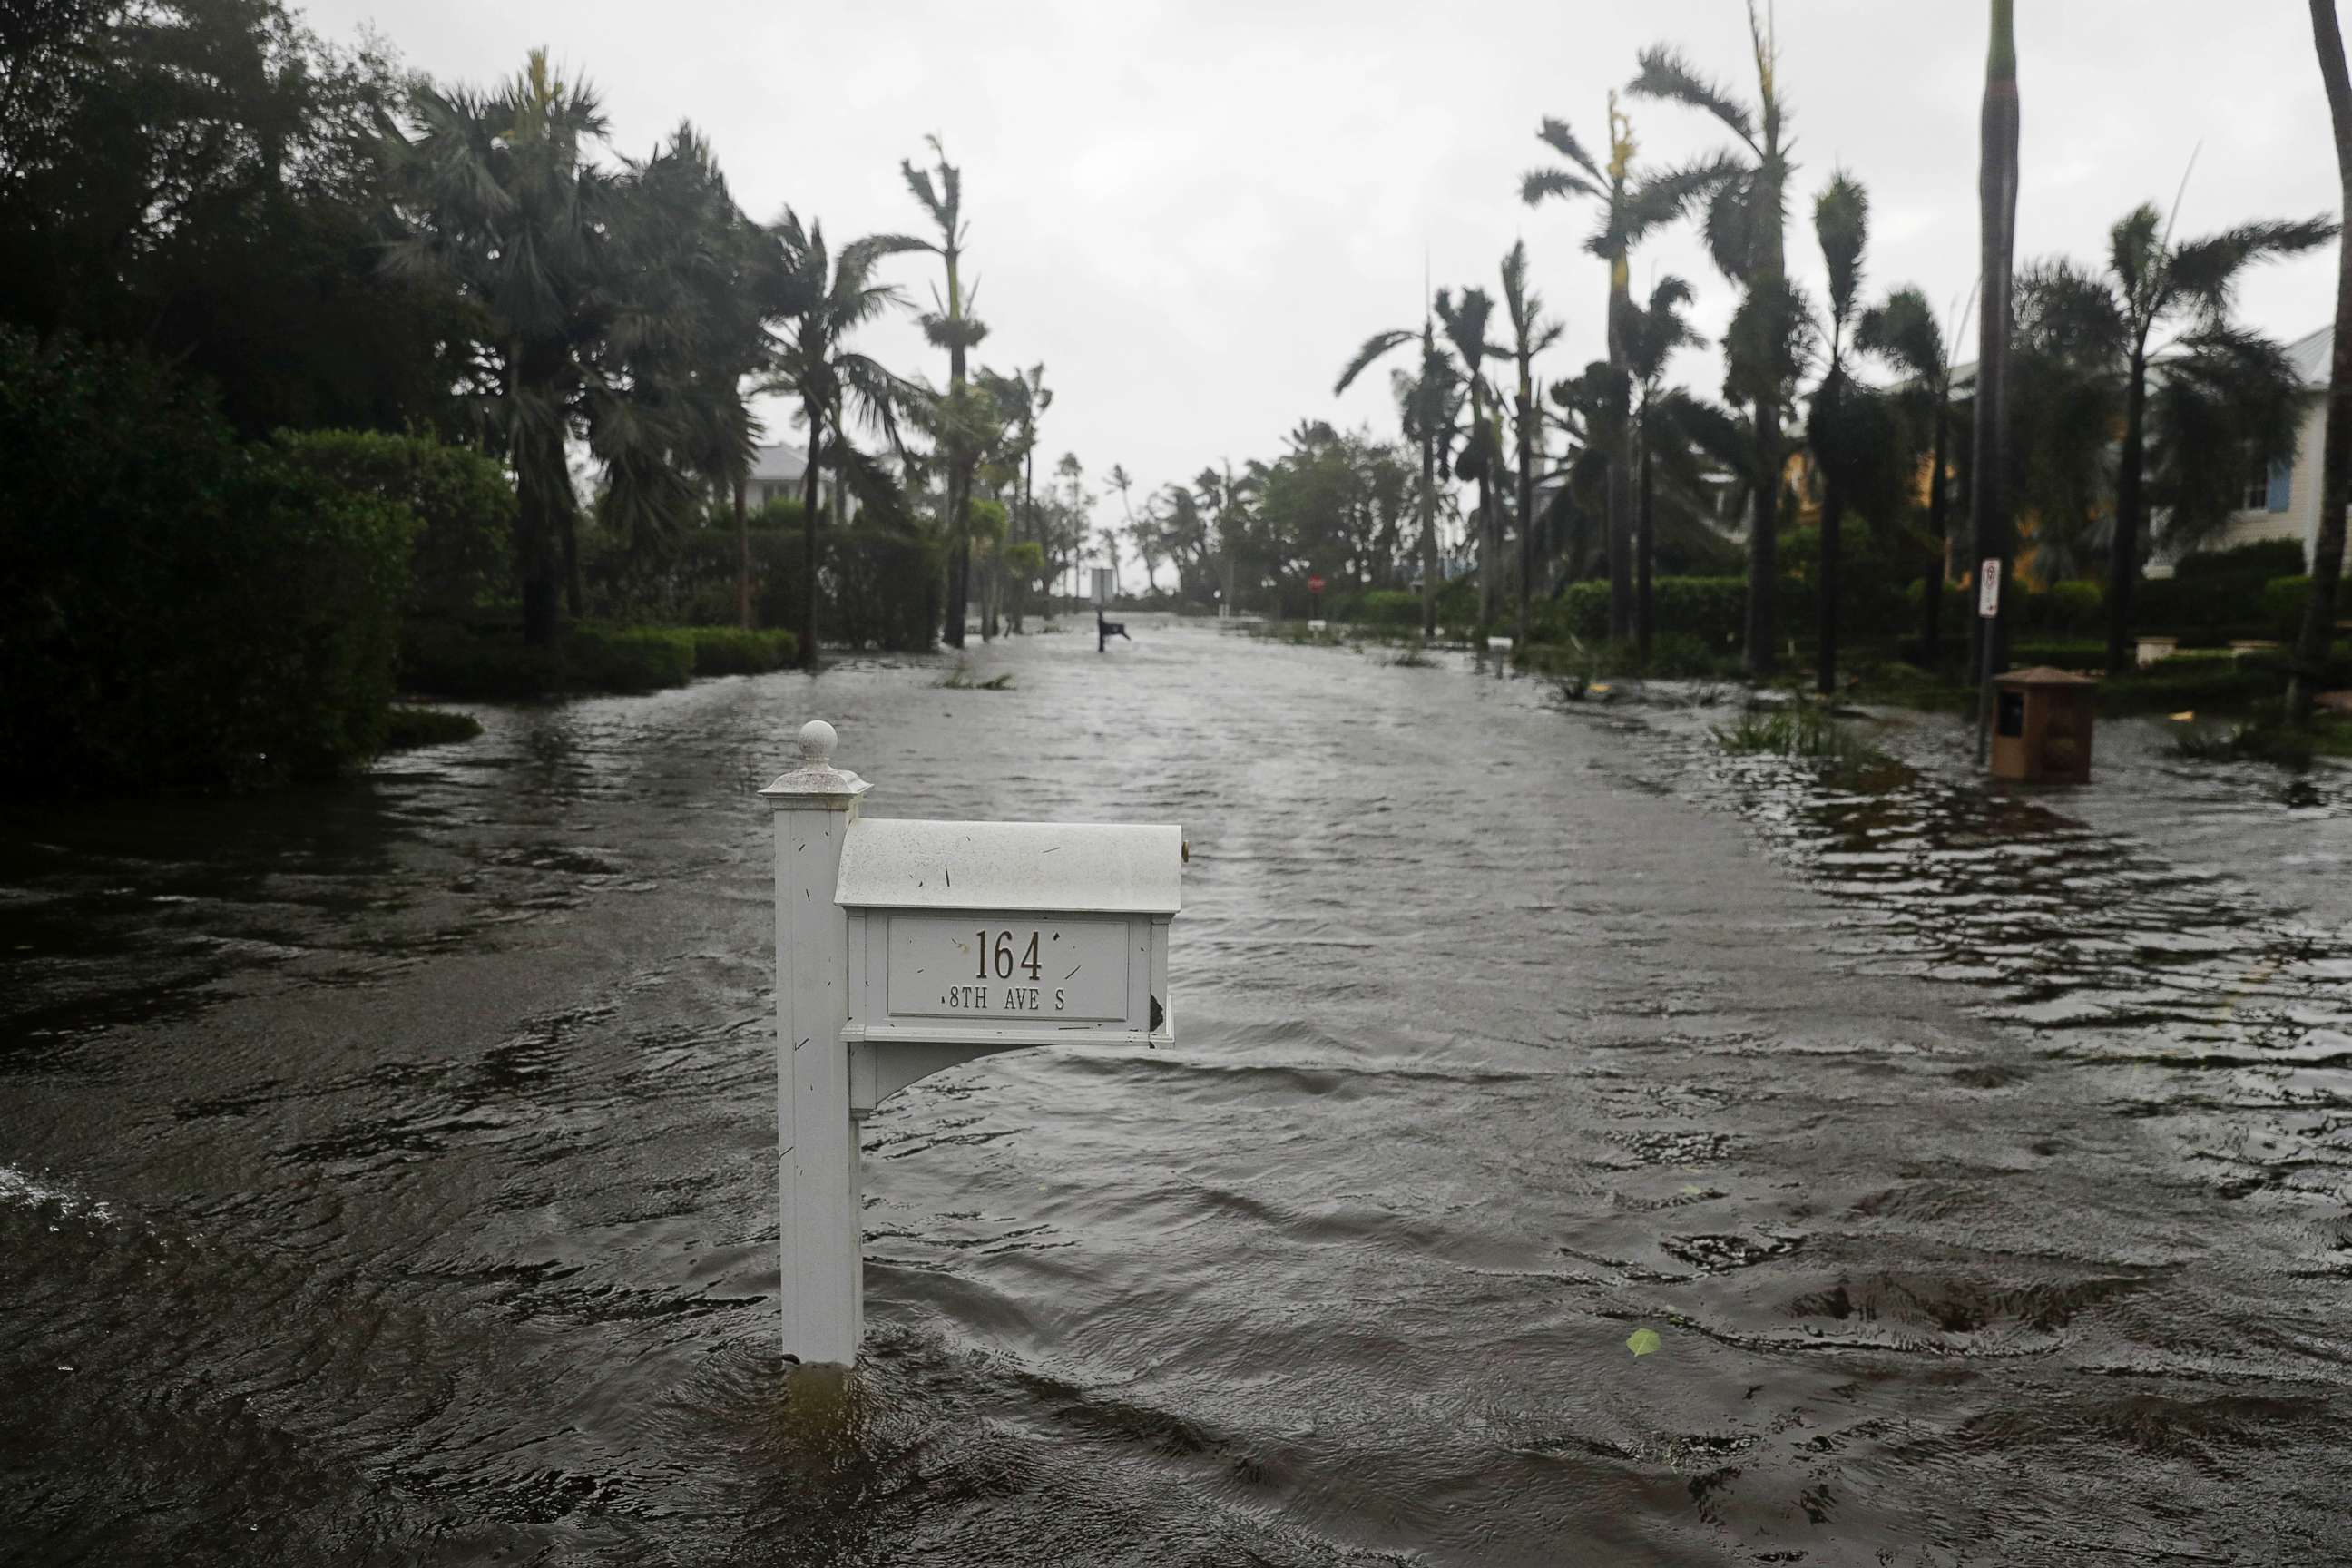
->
<box><xmin>764</xmin><ymin>720</ymin><xmax>1181</xmax><ymax>1367</ymax></box>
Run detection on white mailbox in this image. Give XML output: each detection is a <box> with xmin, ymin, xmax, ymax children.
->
<box><xmin>763</xmin><ymin>720</ymin><xmax>1181</xmax><ymax>1367</ymax></box>
<box><xmin>837</xmin><ymin>818</ymin><xmax>1177</xmax><ymax>1113</ymax></box>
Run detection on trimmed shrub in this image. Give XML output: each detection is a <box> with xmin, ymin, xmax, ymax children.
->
<box><xmin>686</xmin><ymin>626</ymin><xmax>798</xmax><ymax>675</ymax></box>
<box><xmin>1348</xmin><ymin>589</ymin><xmax>1423</xmax><ymax>628</ymax></box>
<box><xmin>0</xmin><ymin>330</ymin><xmax>413</xmax><ymax>793</ymax></box>
<box><xmin>557</xmin><ymin>627</ymin><xmax>695</xmax><ymax>693</ymax></box>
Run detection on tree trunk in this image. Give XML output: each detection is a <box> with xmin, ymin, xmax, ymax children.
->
<box><xmin>515</xmin><ymin>415</ymin><xmax>564</xmax><ymax>649</ymax></box>
<box><xmin>1607</xmin><ymin>270</ymin><xmax>1633</xmax><ymax>643</ymax></box>
<box><xmin>1920</xmin><ymin>399</ymin><xmax>1948</xmax><ymax>666</ymax></box>
<box><xmin>1419</xmin><ymin>416</ymin><xmax>1438</xmax><ymax>640</ymax></box>
<box><xmin>1746</xmin><ymin>398</ymin><xmax>1780</xmax><ymax>675</ymax></box>
<box><xmin>799</xmin><ymin>415</ymin><xmax>823</xmax><ymax>668</ymax></box>
<box><xmin>2290</xmin><ymin>0</ymin><xmax>2352</xmax><ymax>725</ymax></box>
<box><xmin>1637</xmin><ymin>434</ymin><xmax>1656</xmax><ymax>662</ymax></box>
<box><xmin>1974</xmin><ymin>0</ymin><xmax>2021</xmax><ymax>705</ymax></box>
<box><xmin>735</xmin><ymin>468</ymin><xmax>752</xmax><ymax>630</ymax></box>
<box><xmin>1516</xmin><ymin>357</ymin><xmax>1536</xmax><ymax>647</ymax></box>
<box><xmin>2105</xmin><ymin>343</ymin><xmax>2149</xmax><ymax>678</ymax></box>
<box><xmin>1817</xmin><ymin>473</ymin><xmax>1845</xmax><ymax>695</ymax></box>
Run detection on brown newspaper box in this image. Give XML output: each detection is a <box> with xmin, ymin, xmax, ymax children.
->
<box><xmin>1990</xmin><ymin>666</ymin><xmax>2097</xmax><ymax>784</ymax></box>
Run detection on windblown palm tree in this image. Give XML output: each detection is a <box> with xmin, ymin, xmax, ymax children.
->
<box><xmin>380</xmin><ymin>50</ymin><xmax>623</xmax><ymax>646</ymax></box>
<box><xmin>2292</xmin><ymin>0</ymin><xmax>2352</xmax><ymax>724</ymax></box>
<box><xmin>1621</xmin><ymin>276</ymin><xmax>1706</xmax><ymax>656</ymax></box>
<box><xmin>1805</xmin><ymin>172</ymin><xmax>1872</xmax><ymax>694</ymax></box>
<box><xmin>1632</xmin><ymin>3</ymin><xmax>1801</xmax><ymax>674</ymax></box>
<box><xmin>2020</xmin><ymin>201</ymin><xmax>2332</xmax><ymax>673</ymax></box>
<box><xmin>1857</xmin><ymin>287</ymin><xmax>1963</xmax><ymax>665</ymax></box>
<box><xmin>1522</xmin><ymin>93</ymin><xmax>1726</xmax><ymax>640</ymax></box>
<box><xmin>999</xmin><ymin>364</ymin><xmax>1051</xmax><ymax>631</ymax></box>
<box><xmin>899</xmin><ymin>136</ymin><xmax>987</xmax><ymax>648</ymax></box>
<box><xmin>1436</xmin><ymin>287</ymin><xmax>1506</xmax><ymax>627</ymax></box>
<box><xmin>767</xmin><ymin>211</ymin><xmax>918</xmax><ymax>668</ymax></box>
<box><xmin>1336</xmin><ymin>293</ymin><xmax>1463</xmax><ymax>637</ymax></box>
<box><xmin>1499</xmin><ymin>241</ymin><xmax>1564</xmax><ymax>644</ymax></box>
<box><xmin>609</xmin><ymin>123</ymin><xmax>790</xmax><ymax>630</ymax></box>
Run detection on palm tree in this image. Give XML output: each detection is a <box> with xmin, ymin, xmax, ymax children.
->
<box><xmin>899</xmin><ymin>136</ymin><xmax>986</xmax><ymax>647</ymax></box>
<box><xmin>1336</xmin><ymin>292</ymin><xmax>1462</xmax><ymax>638</ymax></box>
<box><xmin>611</xmin><ymin>122</ymin><xmax>789</xmax><ymax>631</ymax></box>
<box><xmin>1621</xmin><ymin>276</ymin><xmax>1707</xmax><ymax>657</ymax></box>
<box><xmin>2022</xmin><ymin>203</ymin><xmax>2332</xmax><ymax>674</ymax></box>
<box><xmin>1857</xmin><ymin>287</ymin><xmax>1963</xmax><ymax>666</ymax></box>
<box><xmin>1805</xmin><ymin>172</ymin><xmax>1871</xmax><ymax>694</ymax></box>
<box><xmin>2293</xmin><ymin>0</ymin><xmax>2352</xmax><ymax>725</ymax></box>
<box><xmin>1436</xmin><ymin>287</ymin><xmax>1505</xmax><ymax>628</ymax></box>
<box><xmin>993</xmin><ymin>363</ymin><xmax>1049</xmax><ymax>632</ymax></box>
<box><xmin>1632</xmin><ymin>3</ymin><xmax>1800</xmax><ymax>675</ymax></box>
<box><xmin>767</xmin><ymin>211</ymin><xmax>917</xmax><ymax>668</ymax></box>
<box><xmin>381</xmin><ymin>50</ymin><xmax>621</xmax><ymax>646</ymax></box>
<box><xmin>1522</xmin><ymin>94</ymin><xmax>1726</xmax><ymax>641</ymax></box>
<box><xmin>1499</xmin><ymin>241</ymin><xmax>1564</xmax><ymax>645</ymax></box>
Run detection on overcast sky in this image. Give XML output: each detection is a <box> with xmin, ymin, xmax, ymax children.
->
<box><xmin>309</xmin><ymin>0</ymin><xmax>2343</xmax><ymax>572</ymax></box>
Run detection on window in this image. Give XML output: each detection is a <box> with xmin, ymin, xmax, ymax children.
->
<box><xmin>2245</xmin><ymin>463</ymin><xmax>2272</xmax><ymax>512</ymax></box>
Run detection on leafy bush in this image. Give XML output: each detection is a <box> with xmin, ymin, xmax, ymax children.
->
<box><xmin>381</xmin><ymin>706</ymin><xmax>484</xmax><ymax>749</ymax></box>
<box><xmin>2174</xmin><ymin>540</ymin><xmax>2307</xmax><ymax>583</ymax></box>
<box><xmin>686</xmin><ymin>626</ymin><xmax>798</xmax><ymax>675</ymax></box>
<box><xmin>274</xmin><ymin>427</ymin><xmax>514</xmax><ymax>617</ymax></box>
<box><xmin>1544</xmin><ymin>577</ymin><xmax>1748</xmax><ymax>648</ymax></box>
<box><xmin>1349</xmin><ymin>588</ymin><xmax>1424</xmax><ymax>627</ymax></box>
<box><xmin>0</xmin><ymin>329</ymin><xmax>413</xmax><ymax>793</ymax></box>
<box><xmin>555</xmin><ymin>626</ymin><xmax>695</xmax><ymax>693</ymax></box>
<box><xmin>397</xmin><ymin>622</ymin><xmax>697</xmax><ymax>698</ymax></box>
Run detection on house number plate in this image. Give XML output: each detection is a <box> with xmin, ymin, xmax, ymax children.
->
<box><xmin>886</xmin><ymin>916</ymin><xmax>1131</xmax><ymax>1023</ymax></box>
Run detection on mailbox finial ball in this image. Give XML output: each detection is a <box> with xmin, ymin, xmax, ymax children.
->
<box><xmin>798</xmin><ymin>720</ymin><xmax>838</xmax><ymax>764</ymax></box>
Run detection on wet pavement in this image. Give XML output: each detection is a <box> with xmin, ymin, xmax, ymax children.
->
<box><xmin>4</xmin><ymin>622</ymin><xmax>2350</xmax><ymax>1564</ymax></box>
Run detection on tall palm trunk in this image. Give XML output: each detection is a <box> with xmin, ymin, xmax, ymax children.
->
<box><xmin>1418</xmin><ymin>415</ymin><xmax>1438</xmax><ymax>640</ymax></box>
<box><xmin>516</xmin><ymin>419</ymin><xmax>566</xmax><ymax>649</ymax></box>
<box><xmin>1516</xmin><ymin>354</ymin><xmax>1537</xmax><ymax>646</ymax></box>
<box><xmin>2291</xmin><ymin>0</ymin><xmax>2352</xmax><ymax>724</ymax></box>
<box><xmin>2105</xmin><ymin>339</ymin><xmax>2150</xmax><ymax>677</ymax></box>
<box><xmin>1637</xmin><ymin>436</ymin><xmax>1657</xmax><ymax>661</ymax></box>
<box><xmin>799</xmin><ymin>411</ymin><xmax>823</xmax><ymax>668</ymax></box>
<box><xmin>1973</xmin><ymin>0</ymin><xmax>2021</xmax><ymax>710</ymax></box>
<box><xmin>1920</xmin><ymin>401</ymin><xmax>1948</xmax><ymax>664</ymax></box>
<box><xmin>735</xmin><ymin>469</ymin><xmax>752</xmax><ymax>630</ymax></box>
<box><xmin>1607</xmin><ymin>268</ymin><xmax>1634</xmax><ymax>642</ymax></box>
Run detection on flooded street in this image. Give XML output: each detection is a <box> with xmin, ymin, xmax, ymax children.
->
<box><xmin>5</xmin><ymin>623</ymin><xmax>2352</xmax><ymax>1565</ymax></box>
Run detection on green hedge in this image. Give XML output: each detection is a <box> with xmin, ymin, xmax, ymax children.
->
<box><xmin>0</xmin><ymin>330</ymin><xmax>413</xmax><ymax>793</ymax></box>
<box><xmin>397</xmin><ymin>622</ymin><xmax>794</xmax><ymax>699</ymax></box>
<box><xmin>686</xmin><ymin>626</ymin><xmax>799</xmax><ymax>675</ymax></box>
<box><xmin>275</xmin><ymin>427</ymin><xmax>514</xmax><ymax>618</ymax></box>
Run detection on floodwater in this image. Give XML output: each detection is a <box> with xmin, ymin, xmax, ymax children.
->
<box><xmin>5</xmin><ymin>622</ymin><xmax>2351</xmax><ymax>1565</ymax></box>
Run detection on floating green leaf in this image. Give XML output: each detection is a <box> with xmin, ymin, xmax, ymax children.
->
<box><xmin>1626</xmin><ymin>1328</ymin><xmax>1661</xmax><ymax>1357</ymax></box>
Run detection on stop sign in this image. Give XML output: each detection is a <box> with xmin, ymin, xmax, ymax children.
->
<box><xmin>1307</xmin><ymin>575</ymin><xmax>1326</xmax><ymax>594</ymax></box>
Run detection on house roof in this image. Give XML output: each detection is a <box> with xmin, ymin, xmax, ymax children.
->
<box><xmin>750</xmin><ymin>443</ymin><xmax>810</xmax><ymax>484</ymax></box>
<box><xmin>1950</xmin><ymin>323</ymin><xmax>2332</xmax><ymax>393</ymax></box>
<box><xmin>2283</xmin><ymin>324</ymin><xmax>2331</xmax><ymax>390</ymax></box>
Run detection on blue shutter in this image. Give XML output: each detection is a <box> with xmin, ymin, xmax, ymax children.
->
<box><xmin>2269</xmin><ymin>455</ymin><xmax>2294</xmax><ymax>514</ymax></box>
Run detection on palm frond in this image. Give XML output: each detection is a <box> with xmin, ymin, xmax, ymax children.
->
<box><xmin>1335</xmin><ymin>328</ymin><xmax>1415</xmax><ymax>396</ymax></box>
<box><xmin>2168</xmin><ymin>216</ymin><xmax>2338</xmax><ymax>318</ymax></box>
<box><xmin>1629</xmin><ymin>44</ymin><xmax>1758</xmax><ymax>150</ymax></box>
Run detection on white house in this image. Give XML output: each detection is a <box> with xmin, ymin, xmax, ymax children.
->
<box><xmin>2170</xmin><ymin>323</ymin><xmax>2343</xmax><ymax>571</ymax></box>
<box><xmin>749</xmin><ymin>442</ymin><xmax>822</xmax><ymax>509</ymax></box>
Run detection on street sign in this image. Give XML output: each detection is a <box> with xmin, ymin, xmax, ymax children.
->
<box><xmin>1307</xmin><ymin>575</ymin><xmax>1326</xmax><ymax>594</ymax></box>
<box><xmin>763</xmin><ymin>723</ymin><xmax>1181</xmax><ymax>1367</ymax></box>
<box><xmin>1089</xmin><ymin>566</ymin><xmax>1115</xmax><ymax>606</ymax></box>
<box><xmin>1978</xmin><ymin>559</ymin><xmax>2002</xmax><ymax>618</ymax></box>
